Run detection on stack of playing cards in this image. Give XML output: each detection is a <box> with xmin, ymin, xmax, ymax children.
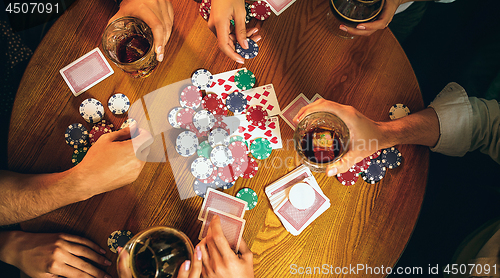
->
<box><xmin>198</xmin><ymin>188</ymin><xmax>247</xmax><ymax>252</ymax></box>
<box><xmin>265</xmin><ymin>165</ymin><xmax>330</xmax><ymax>236</ymax></box>
<box><xmin>280</xmin><ymin>93</ymin><xmax>323</xmax><ymax>130</ymax></box>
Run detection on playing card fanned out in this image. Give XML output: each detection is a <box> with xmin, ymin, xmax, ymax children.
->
<box><xmin>265</xmin><ymin>165</ymin><xmax>330</xmax><ymax>236</ymax></box>
<box><xmin>198</xmin><ymin>208</ymin><xmax>246</xmax><ymax>252</ymax></box>
<box><xmin>60</xmin><ymin>48</ymin><xmax>114</xmax><ymax>97</ymax></box>
<box><xmin>208</xmin><ymin>68</ymin><xmax>242</xmax><ymax>97</ymax></box>
<box><xmin>266</xmin><ymin>0</ymin><xmax>297</xmax><ymax>15</ymax></box>
<box><xmin>241</xmin><ymin>84</ymin><xmax>281</xmax><ymax>116</ymax></box>
<box><xmin>231</xmin><ymin>114</ymin><xmax>283</xmax><ymax>149</ymax></box>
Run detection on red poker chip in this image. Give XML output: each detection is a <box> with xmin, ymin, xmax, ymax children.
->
<box><xmin>371</xmin><ymin>149</ymin><xmax>382</xmax><ymax>159</ymax></box>
<box><xmin>228</xmin><ymin>141</ymin><xmax>248</xmax><ymax>163</ymax></box>
<box><xmin>246</xmin><ymin>105</ymin><xmax>268</xmax><ymax>127</ymax></box>
<box><xmin>241</xmin><ymin>156</ymin><xmax>258</xmax><ymax>179</ymax></box>
<box><xmin>187</xmin><ymin>122</ymin><xmax>208</xmax><ymax>137</ymax></box>
<box><xmin>354</xmin><ymin>157</ymin><xmax>371</xmax><ymax>173</ymax></box>
<box><xmin>89</xmin><ymin>124</ymin><xmax>113</xmax><ymax>145</ymax></box>
<box><xmin>180</xmin><ymin>86</ymin><xmax>202</xmax><ymax>109</ymax></box>
<box><xmin>176</xmin><ymin>108</ymin><xmax>196</xmax><ymax>129</ymax></box>
<box><xmin>198</xmin><ymin>167</ymin><xmax>217</xmax><ymax>183</ymax></box>
<box><xmin>202</xmin><ymin>94</ymin><xmax>225</xmax><ymax>115</ymax></box>
<box><xmin>218</xmin><ymin>165</ymin><xmax>236</xmax><ymax>183</ymax></box>
<box><xmin>199</xmin><ymin>3</ymin><xmax>210</xmax><ymax>20</ymax></box>
<box><xmin>250</xmin><ymin>1</ymin><xmax>271</xmax><ymax>21</ymax></box>
<box><xmin>337</xmin><ymin>169</ymin><xmax>359</xmax><ymax>186</ymax></box>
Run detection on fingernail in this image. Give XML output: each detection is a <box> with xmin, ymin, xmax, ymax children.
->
<box><xmin>237</xmin><ymin>59</ymin><xmax>245</xmax><ymax>64</ymax></box>
<box><xmin>104</xmin><ymin>260</ymin><xmax>112</xmax><ymax>266</ymax></box>
<box><xmin>158</xmin><ymin>53</ymin><xmax>164</xmax><ymax>62</ymax></box>
<box><xmin>357</xmin><ymin>25</ymin><xmax>366</xmax><ymax>30</ymax></box>
<box><xmin>184</xmin><ymin>260</ymin><xmax>191</xmax><ymax>271</ymax></box>
<box><xmin>339</xmin><ymin>25</ymin><xmax>348</xmax><ymax>32</ymax></box>
<box><xmin>328</xmin><ymin>168</ymin><xmax>337</xmax><ymax>177</ymax></box>
<box><xmin>117</xmin><ymin>247</ymin><xmax>122</xmax><ymax>253</ymax></box>
<box><xmin>196</xmin><ymin>246</ymin><xmax>202</xmax><ymax>260</ymax></box>
<box><xmin>156</xmin><ymin>46</ymin><xmax>162</xmax><ymax>54</ymax></box>
<box><xmin>252</xmin><ymin>28</ymin><xmax>259</xmax><ymax>34</ymax></box>
<box><xmin>100</xmin><ymin>248</ymin><xmax>106</xmax><ymax>254</ymax></box>
<box><xmin>243</xmin><ymin>39</ymin><xmax>249</xmax><ymax>49</ymax></box>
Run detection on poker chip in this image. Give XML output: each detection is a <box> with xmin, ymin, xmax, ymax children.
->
<box><xmin>250</xmin><ymin>138</ymin><xmax>272</xmax><ymax>160</ymax></box>
<box><xmin>80</xmin><ymin>98</ymin><xmax>104</xmax><ymax>123</ymax></box>
<box><xmin>197</xmin><ymin>140</ymin><xmax>213</xmax><ymax>159</ymax></box>
<box><xmin>198</xmin><ymin>168</ymin><xmax>218</xmax><ymax>184</ymax></box>
<box><xmin>212</xmin><ymin>115</ymin><xmax>229</xmax><ymax>130</ymax></box>
<box><xmin>120</xmin><ymin>118</ymin><xmax>137</xmax><ymax>130</ymax></box>
<box><xmin>210</xmin><ymin>145</ymin><xmax>233</xmax><ymax>168</ymax></box>
<box><xmin>199</xmin><ymin>3</ymin><xmax>210</xmax><ymax>20</ymax></box>
<box><xmin>168</xmin><ymin>107</ymin><xmax>183</xmax><ymax>129</ymax></box>
<box><xmin>229</xmin><ymin>135</ymin><xmax>248</xmax><ymax>148</ymax></box>
<box><xmin>246</xmin><ymin>105</ymin><xmax>267</xmax><ymax>126</ymax></box>
<box><xmin>193</xmin><ymin>110</ymin><xmax>215</xmax><ymax>132</ymax></box>
<box><xmin>208</xmin><ymin>127</ymin><xmax>230</xmax><ymax>147</ymax></box>
<box><xmin>245</xmin><ymin>2</ymin><xmax>252</xmax><ymax>23</ymax></box>
<box><xmin>107</xmin><ymin>230</ymin><xmax>133</xmax><ymax>253</ymax></box>
<box><xmin>228</xmin><ymin>141</ymin><xmax>248</xmax><ymax>163</ymax></box>
<box><xmin>108</xmin><ymin>93</ymin><xmax>130</xmax><ymax>115</ymax></box>
<box><xmin>201</xmin><ymin>94</ymin><xmax>226</xmax><ymax>115</ymax></box>
<box><xmin>193</xmin><ymin>179</ymin><xmax>217</xmax><ymax>198</ymax></box>
<box><xmin>89</xmin><ymin>124</ymin><xmax>113</xmax><ymax>145</ymax></box>
<box><xmin>241</xmin><ymin>156</ymin><xmax>258</xmax><ymax>179</ymax></box>
<box><xmin>362</xmin><ymin>159</ymin><xmax>386</xmax><ymax>184</ymax></box>
<box><xmin>176</xmin><ymin>108</ymin><xmax>196</xmax><ymax>129</ymax></box>
<box><xmin>65</xmin><ymin>123</ymin><xmax>88</xmax><ymax>148</ymax></box>
<box><xmin>380</xmin><ymin>147</ymin><xmax>402</xmax><ymax>169</ymax></box>
<box><xmin>225</xmin><ymin>91</ymin><xmax>248</xmax><ymax>113</ymax></box>
<box><xmin>289</xmin><ymin>183</ymin><xmax>316</xmax><ymax>210</ymax></box>
<box><xmin>353</xmin><ymin>150</ymin><xmax>381</xmax><ymax>172</ymax></box>
<box><xmin>176</xmin><ymin>131</ymin><xmax>198</xmax><ymax>157</ymax></box>
<box><xmin>389</xmin><ymin>104</ymin><xmax>410</xmax><ymax>120</ymax></box>
<box><xmin>336</xmin><ymin>168</ymin><xmax>359</xmax><ymax>186</ymax></box>
<box><xmin>250</xmin><ymin>0</ymin><xmax>271</xmax><ymax>20</ymax></box>
<box><xmin>71</xmin><ymin>147</ymin><xmax>88</xmax><ymax>166</ymax></box>
<box><xmin>187</xmin><ymin>122</ymin><xmax>208</xmax><ymax>138</ymax></box>
<box><xmin>180</xmin><ymin>86</ymin><xmax>202</xmax><ymax>109</ymax></box>
<box><xmin>192</xmin><ymin>69</ymin><xmax>213</xmax><ymax>90</ymax></box>
<box><xmin>235</xmin><ymin>38</ymin><xmax>259</xmax><ymax>60</ymax></box>
<box><xmin>234</xmin><ymin>69</ymin><xmax>256</xmax><ymax>91</ymax></box>
<box><xmin>217</xmin><ymin>165</ymin><xmax>236</xmax><ymax>183</ymax></box>
<box><xmin>191</xmin><ymin>157</ymin><xmax>215</xmax><ymax>180</ymax></box>
<box><xmin>236</xmin><ymin>188</ymin><xmax>258</xmax><ymax>210</ymax></box>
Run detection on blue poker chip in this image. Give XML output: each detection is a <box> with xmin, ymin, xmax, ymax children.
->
<box><xmin>380</xmin><ymin>147</ymin><xmax>402</xmax><ymax>169</ymax></box>
<box><xmin>235</xmin><ymin>38</ymin><xmax>259</xmax><ymax>59</ymax></box>
<box><xmin>65</xmin><ymin>123</ymin><xmax>89</xmax><ymax>148</ymax></box>
<box><xmin>108</xmin><ymin>93</ymin><xmax>130</xmax><ymax>114</ymax></box>
<box><xmin>107</xmin><ymin>230</ymin><xmax>133</xmax><ymax>253</ymax></box>
<box><xmin>193</xmin><ymin>179</ymin><xmax>218</xmax><ymax>198</ymax></box>
<box><xmin>191</xmin><ymin>69</ymin><xmax>213</xmax><ymax>90</ymax></box>
<box><xmin>362</xmin><ymin>159</ymin><xmax>386</xmax><ymax>184</ymax></box>
<box><xmin>214</xmin><ymin>176</ymin><xmax>235</xmax><ymax>190</ymax></box>
<box><xmin>225</xmin><ymin>91</ymin><xmax>248</xmax><ymax>113</ymax></box>
<box><xmin>245</xmin><ymin>2</ymin><xmax>252</xmax><ymax>23</ymax></box>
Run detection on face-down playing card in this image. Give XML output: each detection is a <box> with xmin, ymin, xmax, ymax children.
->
<box><xmin>198</xmin><ymin>188</ymin><xmax>247</xmax><ymax>221</ymax></box>
<box><xmin>198</xmin><ymin>208</ymin><xmax>246</xmax><ymax>252</ymax></box>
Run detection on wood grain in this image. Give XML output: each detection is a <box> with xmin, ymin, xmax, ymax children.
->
<box><xmin>8</xmin><ymin>0</ymin><xmax>428</xmax><ymax>277</ymax></box>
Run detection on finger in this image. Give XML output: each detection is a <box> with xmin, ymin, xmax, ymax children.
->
<box><xmin>293</xmin><ymin>100</ymin><xmax>323</xmax><ymax>124</ymax></box>
<box><xmin>341</xmin><ymin>25</ymin><xmax>378</xmax><ymax>36</ymax></box>
<box><xmin>132</xmin><ymin>6</ymin><xmax>165</xmax><ymax>61</ymax></box>
<box><xmin>207</xmin><ymin>216</ymin><xmax>234</xmax><ymax>258</ymax></box>
<box><xmin>159</xmin><ymin>0</ymin><xmax>174</xmax><ymax>48</ymax></box>
<box><xmin>49</xmin><ymin>262</ymin><xmax>95</xmax><ymax>278</ymax></box>
<box><xmin>233</xmin><ymin>6</ymin><xmax>248</xmax><ymax>49</ymax></box>
<box><xmin>188</xmin><ymin>245</ymin><xmax>203</xmax><ymax>278</ymax></box>
<box><xmin>59</xmin><ymin>249</ymin><xmax>108</xmax><ymax>278</ymax></box>
<box><xmin>58</xmin><ymin>233</ymin><xmax>106</xmax><ymax>255</ymax></box>
<box><xmin>245</xmin><ymin>27</ymin><xmax>259</xmax><ymax>37</ymax></box>
<box><xmin>64</xmin><ymin>241</ymin><xmax>111</xmax><ymax>267</ymax></box>
<box><xmin>117</xmin><ymin>247</ymin><xmax>133</xmax><ymax>278</ymax></box>
<box><xmin>199</xmin><ymin>239</ymin><xmax>214</xmax><ymax>274</ymax></box>
<box><xmin>216</xmin><ymin>23</ymin><xmax>245</xmax><ymax>64</ymax></box>
<box><xmin>177</xmin><ymin>261</ymin><xmax>192</xmax><ymax>278</ymax></box>
<box><xmin>237</xmin><ymin>238</ymin><xmax>253</xmax><ymax>262</ymax></box>
<box><xmin>104</xmin><ymin>126</ymin><xmax>133</xmax><ymax>142</ymax></box>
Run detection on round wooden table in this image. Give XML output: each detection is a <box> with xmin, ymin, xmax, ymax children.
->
<box><xmin>8</xmin><ymin>0</ymin><xmax>429</xmax><ymax>276</ymax></box>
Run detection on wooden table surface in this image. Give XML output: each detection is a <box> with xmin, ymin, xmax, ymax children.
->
<box><xmin>8</xmin><ymin>0</ymin><xmax>429</xmax><ymax>276</ymax></box>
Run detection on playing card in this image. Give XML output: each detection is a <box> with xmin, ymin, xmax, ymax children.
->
<box><xmin>242</xmin><ymin>84</ymin><xmax>281</xmax><ymax>116</ymax></box>
<box><xmin>60</xmin><ymin>48</ymin><xmax>114</xmax><ymax>97</ymax></box>
<box><xmin>279</xmin><ymin>93</ymin><xmax>310</xmax><ymax>130</ymax></box>
<box><xmin>265</xmin><ymin>165</ymin><xmax>313</xmax><ymax>198</ymax></box>
<box><xmin>199</xmin><ymin>208</ymin><xmax>245</xmax><ymax>252</ymax></box>
<box><xmin>198</xmin><ymin>188</ymin><xmax>247</xmax><ymax>221</ymax></box>
<box><xmin>266</xmin><ymin>0</ymin><xmax>297</xmax><ymax>15</ymax></box>
<box><xmin>208</xmin><ymin>68</ymin><xmax>242</xmax><ymax>98</ymax></box>
<box><xmin>232</xmin><ymin>114</ymin><xmax>282</xmax><ymax>149</ymax></box>
<box><xmin>310</xmin><ymin>93</ymin><xmax>324</xmax><ymax>103</ymax></box>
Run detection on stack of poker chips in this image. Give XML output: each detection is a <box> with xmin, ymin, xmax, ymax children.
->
<box><xmin>199</xmin><ymin>0</ymin><xmax>268</xmax><ymax>23</ymax></box>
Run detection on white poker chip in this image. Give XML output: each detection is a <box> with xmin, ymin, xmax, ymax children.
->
<box><xmin>289</xmin><ymin>182</ymin><xmax>316</xmax><ymax>210</ymax></box>
<box><xmin>191</xmin><ymin>69</ymin><xmax>213</xmax><ymax>90</ymax></box>
<box><xmin>191</xmin><ymin>157</ymin><xmax>214</xmax><ymax>180</ymax></box>
<box><xmin>168</xmin><ymin>107</ymin><xmax>183</xmax><ymax>129</ymax></box>
<box><xmin>389</xmin><ymin>104</ymin><xmax>410</xmax><ymax>120</ymax></box>
<box><xmin>210</xmin><ymin>145</ymin><xmax>234</xmax><ymax>168</ymax></box>
<box><xmin>193</xmin><ymin>110</ymin><xmax>215</xmax><ymax>132</ymax></box>
<box><xmin>208</xmin><ymin>127</ymin><xmax>230</xmax><ymax>147</ymax></box>
<box><xmin>119</xmin><ymin>118</ymin><xmax>137</xmax><ymax>130</ymax></box>
<box><xmin>176</xmin><ymin>131</ymin><xmax>199</xmax><ymax>157</ymax></box>
<box><xmin>108</xmin><ymin>93</ymin><xmax>130</xmax><ymax>115</ymax></box>
<box><xmin>80</xmin><ymin>98</ymin><xmax>104</xmax><ymax>123</ymax></box>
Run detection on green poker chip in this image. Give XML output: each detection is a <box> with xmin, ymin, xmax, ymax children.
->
<box><xmin>250</xmin><ymin>137</ymin><xmax>272</xmax><ymax>160</ymax></box>
<box><xmin>197</xmin><ymin>140</ymin><xmax>213</xmax><ymax>159</ymax></box>
<box><xmin>234</xmin><ymin>69</ymin><xmax>256</xmax><ymax>91</ymax></box>
<box><xmin>72</xmin><ymin>147</ymin><xmax>88</xmax><ymax>166</ymax></box>
<box><xmin>236</xmin><ymin>188</ymin><xmax>258</xmax><ymax>210</ymax></box>
<box><xmin>229</xmin><ymin>135</ymin><xmax>248</xmax><ymax>148</ymax></box>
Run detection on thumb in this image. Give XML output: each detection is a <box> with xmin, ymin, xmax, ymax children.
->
<box><xmin>326</xmin><ymin>150</ymin><xmax>357</xmax><ymax>177</ymax></box>
<box><xmin>106</xmin><ymin>126</ymin><xmax>133</xmax><ymax>142</ymax></box>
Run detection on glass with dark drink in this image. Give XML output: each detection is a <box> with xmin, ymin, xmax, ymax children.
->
<box><xmin>102</xmin><ymin>17</ymin><xmax>158</xmax><ymax>78</ymax></box>
<box><xmin>293</xmin><ymin>112</ymin><xmax>350</xmax><ymax>172</ymax></box>
<box><xmin>326</xmin><ymin>0</ymin><xmax>385</xmax><ymax>39</ymax></box>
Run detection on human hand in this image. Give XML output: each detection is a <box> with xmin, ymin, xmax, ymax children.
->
<box><xmin>199</xmin><ymin>216</ymin><xmax>254</xmax><ymax>278</ymax></box>
<box><xmin>5</xmin><ymin>231</ymin><xmax>111</xmax><ymax>278</ymax></box>
<box><xmin>340</xmin><ymin>0</ymin><xmax>406</xmax><ymax>36</ymax></box>
<box><xmin>109</xmin><ymin>0</ymin><xmax>174</xmax><ymax>62</ymax></box>
<box><xmin>293</xmin><ymin>99</ymin><xmax>392</xmax><ymax>176</ymax></box>
<box><xmin>208</xmin><ymin>0</ymin><xmax>261</xmax><ymax>64</ymax></box>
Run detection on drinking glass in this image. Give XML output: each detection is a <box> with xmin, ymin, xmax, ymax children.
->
<box><xmin>326</xmin><ymin>0</ymin><xmax>385</xmax><ymax>39</ymax></box>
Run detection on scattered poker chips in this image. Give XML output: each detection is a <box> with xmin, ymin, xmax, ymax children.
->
<box><xmin>193</xmin><ymin>110</ymin><xmax>215</xmax><ymax>132</ymax></box>
<box><xmin>235</xmin><ymin>38</ymin><xmax>259</xmax><ymax>60</ymax></box>
<box><xmin>250</xmin><ymin>1</ymin><xmax>271</xmax><ymax>20</ymax></box>
<box><xmin>176</xmin><ymin>131</ymin><xmax>199</xmax><ymax>157</ymax></box>
<box><xmin>89</xmin><ymin>124</ymin><xmax>113</xmax><ymax>145</ymax></box>
<box><xmin>250</xmin><ymin>138</ymin><xmax>272</xmax><ymax>160</ymax></box>
<box><xmin>202</xmin><ymin>94</ymin><xmax>226</xmax><ymax>115</ymax></box>
<box><xmin>234</xmin><ymin>69</ymin><xmax>256</xmax><ymax>91</ymax></box>
<box><xmin>362</xmin><ymin>159</ymin><xmax>386</xmax><ymax>184</ymax></box>
<box><xmin>210</xmin><ymin>145</ymin><xmax>233</xmax><ymax>168</ymax></box>
<box><xmin>225</xmin><ymin>91</ymin><xmax>248</xmax><ymax>113</ymax></box>
<box><xmin>192</xmin><ymin>69</ymin><xmax>213</xmax><ymax>90</ymax></box>
<box><xmin>80</xmin><ymin>98</ymin><xmax>104</xmax><ymax>123</ymax></box>
<box><xmin>241</xmin><ymin>156</ymin><xmax>258</xmax><ymax>179</ymax></box>
<box><xmin>208</xmin><ymin>127</ymin><xmax>230</xmax><ymax>147</ymax></box>
<box><xmin>65</xmin><ymin>123</ymin><xmax>88</xmax><ymax>148</ymax></box>
<box><xmin>380</xmin><ymin>147</ymin><xmax>402</xmax><ymax>169</ymax></box>
<box><xmin>389</xmin><ymin>104</ymin><xmax>410</xmax><ymax>120</ymax></box>
<box><xmin>176</xmin><ymin>108</ymin><xmax>196</xmax><ymax>129</ymax></box>
<box><xmin>108</xmin><ymin>93</ymin><xmax>130</xmax><ymax>115</ymax></box>
<box><xmin>197</xmin><ymin>140</ymin><xmax>213</xmax><ymax>159</ymax></box>
<box><xmin>120</xmin><ymin>118</ymin><xmax>136</xmax><ymax>130</ymax></box>
<box><xmin>107</xmin><ymin>230</ymin><xmax>133</xmax><ymax>253</ymax></box>
<box><xmin>71</xmin><ymin>147</ymin><xmax>88</xmax><ymax>166</ymax></box>
<box><xmin>336</xmin><ymin>168</ymin><xmax>359</xmax><ymax>186</ymax></box>
<box><xmin>191</xmin><ymin>157</ymin><xmax>215</xmax><ymax>180</ymax></box>
<box><xmin>180</xmin><ymin>86</ymin><xmax>202</xmax><ymax>109</ymax></box>
<box><xmin>236</xmin><ymin>188</ymin><xmax>258</xmax><ymax>210</ymax></box>
<box><xmin>246</xmin><ymin>105</ymin><xmax>267</xmax><ymax>126</ymax></box>
<box><xmin>193</xmin><ymin>179</ymin><xmax>217</xmax><ymax>198</ymax></box>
